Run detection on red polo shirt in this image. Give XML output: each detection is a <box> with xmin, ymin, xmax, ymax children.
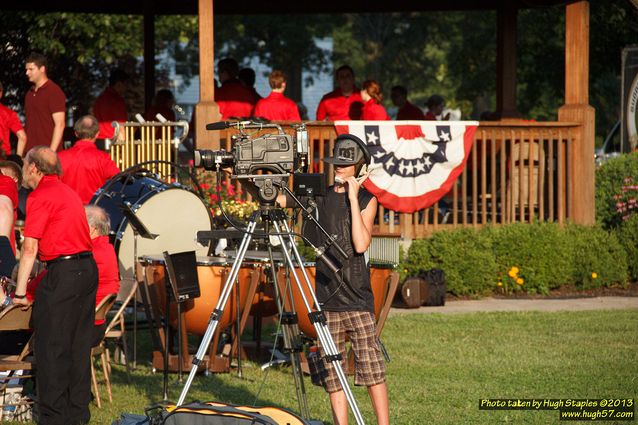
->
<box><xmin>316</xmin><ymin>88</ymin><xmax>363</xmax><ymax>121</ymax></box>
<box><xmin>397</xmin><ymin>101</ymin><xmax>425</xmax><ymax>120</ymax></box>
<box><xmin>0</xmin><ymin>104</ymin><xmax>24</xmax><ymax>156</ymax></box>
<box><xmin>93</xmin><ymin>86</ymin><xmax>128</xmax><ymax>139</ymax></box>
<box><xmin>24</xmin><ymin>174</ymin><xmax>92</xmax><ymax>261</ymax></box>
<box><xmin>0</xmin><ymin>175</ymin><xmax>18</xmax><ymax>254</ymax></box>
<box><xmin>254</xmin><ymin>92</ymin><xmax>301</xmax><ymax>121</ymax></box>
<box><xmin>215</xmin><ymin>80</ymin><xmax>257</xmax><ymax>119</ymax></box>
<box><xmin>24</xmin><ymin>80</ymin><xmax>66</xmax><ymax>151</ymax></box>
<box><xmin>361</xmin><ymin>99</ymin><xmax>390</xmax><ymax>120</ymax></box>
<box><xmin>58</xmin><ymin>140</ymin><xmax>121</xmax><ymax>204</ymax></box>
<box><xmin>92</xmin><ymin>235</ymin><xmax>120</xmax><ymax>325</ymax></box>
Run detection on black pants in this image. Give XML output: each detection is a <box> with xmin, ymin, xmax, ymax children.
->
<box><xmin>33</xmin><ymin>256</ymin><xmax>98</xmax><ymax>425</ymax></box>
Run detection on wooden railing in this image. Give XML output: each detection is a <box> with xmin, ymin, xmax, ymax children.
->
<box><xmin>218</xmin><ymin>121</ymin><xmax>580</xmax><ymax>238</ymax></box>
<box><xmin>113</xmin><ymin>120</ymin><xmax>582</xmax><ymax>239</ymax></box>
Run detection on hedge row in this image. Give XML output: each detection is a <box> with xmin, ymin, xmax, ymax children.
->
<box><xmin>400</xmin><ymin>222</ymin><xmax>630</xmax><ymax>297</ymax></box>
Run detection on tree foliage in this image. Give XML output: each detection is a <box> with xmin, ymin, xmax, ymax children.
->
<box><xmin>214</xmin><ymin>15</ymin><xmax>335</xmax><ymax>101</ymax></box>
<box><xmin>0</xmin><ymin>0</ymin><xmax>636</xmax><ymax>137</ymax></box>
<box><xmin>0</xmin><ymin>12</ymin><xmax>144</xmax><ymax>115</ymax></box>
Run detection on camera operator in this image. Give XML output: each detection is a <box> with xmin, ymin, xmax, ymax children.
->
<box><xmin>277</xmin><ymin>134</ymin><xmax>389</xmax><ymax>425</ymax></box>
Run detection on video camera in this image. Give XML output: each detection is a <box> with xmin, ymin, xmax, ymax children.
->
<box><xmin>193</xmin><ymin>121</ymin><xmax>309</xmax><ymax>176</ymax></box>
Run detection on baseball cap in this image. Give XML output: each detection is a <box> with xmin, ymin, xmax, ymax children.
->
<box><xmin>324</xmin><ymin>134</ymin><xmax>371</xmax><ymax>166</ymax></box>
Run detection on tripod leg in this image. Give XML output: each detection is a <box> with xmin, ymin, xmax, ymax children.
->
<box><xmin>176</xmin><ymin>215</ymin><xmax>258</xmax><ymax>406</ymax></box>
<box><xmin>270</xmin><ymin>215</ymin><xmax>366</xmax><ymax>425</ymax></box>
<box><xmin>263</xmin><ymin>234</ymin><xmax>310</xmax><ymax>419</ymax></box>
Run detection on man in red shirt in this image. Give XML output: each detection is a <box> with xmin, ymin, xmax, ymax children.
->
<box><xmin>58</xmin><ymin>115</ymin><xmax>121</xmax><ymax>204</ymax></box>
<box><xmin>92</xmin><ymin>69</ymin><xmax>129</xmax><ymax>140</ymax></box>
<box><xmin>85</xmin><ymin>205</ymin><xmax>119</xmax><ymax>346</ymax></box>
<box><xmin>215</xmin><ymin>58</ymin><xmax>257</xmax><ymax>119</ymax></box>
<box><xmin>254</xmin><ymin>70</ymin><xmax>301</xmax><ymax>121</ymax></box>
<box><xmin>13</xmin><ymin>146</ymin><xmax>98</xmax><ymax>425</ymax></box>
<box><xmin>22</xmin><ymin>52</ymin><xmax>66</xmax><ymax>156</ymax></box>
<box><xmin>316</xmin><ymin>65</ymin><xmax>364</xmax><ymax>121</ymax></box>
<box><xmin>390</xmin><ymin>86</ymin><xmax>425</xmax><ymax>120</ymax></box>
<box><xmin>0</xmin><ymin>82</ymin><xmax>27</xmax><ymax>157</ymax></box>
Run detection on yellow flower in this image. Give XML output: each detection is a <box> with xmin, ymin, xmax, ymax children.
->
<box><xmin>508</xmin><ymin>266</ymin><xmax>519</xmax><ymax>278</ymax></box>
<box><xmin>497</xmin><ymin>281</ymin><xmax>503</xmax><ymax>287</ymax></box>
<box><xmin>591</xmin><ymin>272</ymin><xmax>598</xmax><ymax>279</ymax></box>
<box><xmin>516</xmin><ymin>278</ymin><xmax>524</xmax><ymax>285</ymax></box>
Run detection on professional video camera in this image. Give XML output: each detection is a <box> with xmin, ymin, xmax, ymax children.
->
<box><xmin>193</xmin><ymin>121</ymin><xmax>309</xmax><ymax>176</ymax></box>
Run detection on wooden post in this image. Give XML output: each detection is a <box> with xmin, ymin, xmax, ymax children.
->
<box><xmin>143</xmin><ymin>3</ymin><xmax>155</xmax><ymax>112</ymax></box>
<box><xmin>496</xmin><ymin>1</ymin><xmax>519</xmax><ymax>119</ymax></box>
<box><xmin>196</xmin><ymin>0</ymin><xmax>221</xmax><ymax>149</ymax></box>
<box><xmin>558</xmin><ymin>0</ymin><xmax>595</xmax><ymax>225</ymax></box>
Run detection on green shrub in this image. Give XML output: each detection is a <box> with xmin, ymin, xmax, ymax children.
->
<box><xmin>399</xmin><ymin>222</ymin><xmax>629</xmax><ymax>297</ymax></box>
<box><xmin>403</xmin><ymin>228</ymin><xmax>498</xmax><ymax>297</ymax></box>
<box><xmin>614</xmin><ymin>214</ymin><xmax>638</xmax><ymax>281</ymax></box>
<box><xmin>428</xmin><ymin>228</ymin><xmax>499</xmax><ymax>297</ymax></box>
<box><xmin>565</xmin><ymin>224</ymin><xmax>629</xmax><ymax>289</ymax></box>
<box><xmin>487</xmin><ymin>222</ymin><xmax>576</xmax><ymax>295</ymax></box>
<box><xmin>595</xmin><ymin>152</ymin><xmax>638</xmax><ymax>228</ymax></box>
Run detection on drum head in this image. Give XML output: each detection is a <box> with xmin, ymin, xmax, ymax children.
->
<box><xmin>117</xmin><ymin>187</ymin><xmax>212</xmax><ymax>280</ymax></box>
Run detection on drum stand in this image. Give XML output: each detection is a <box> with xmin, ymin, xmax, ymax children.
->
<box><xmin>177</xmin><ymin>207</ymin><xmax>367</xmax><ymax>425</ymax></box>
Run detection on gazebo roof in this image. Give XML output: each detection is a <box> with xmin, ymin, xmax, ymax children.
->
<box><xmin>2</xmin><ymin>0</ymin><xmax>567</xmax><ymax>15</ymax></box>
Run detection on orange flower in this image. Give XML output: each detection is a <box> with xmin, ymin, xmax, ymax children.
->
<box><xmin>591</xmin><ymin>272</ymin><xmax>598</xmax><ymax>279</ymax></box>
<box><xmin>516</xmin><ymin>278</ymin><xmax>524</xmax><ymax>285</ymax></box>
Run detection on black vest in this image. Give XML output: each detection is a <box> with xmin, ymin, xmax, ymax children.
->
<box><xmin>305</xmin><ymin>187</ymin><xmax>375</xmax><ymax>312</ymax></box>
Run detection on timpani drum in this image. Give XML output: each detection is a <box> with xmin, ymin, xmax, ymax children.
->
<box><xmin>283</xmin><ymin>261</ymin><xmax>396</xmax><ymax>339</ymax></box>
<box><xmin>140</xmin><ymin>255</ymin><xmax>255</xmax><ymax>335</ymax></box>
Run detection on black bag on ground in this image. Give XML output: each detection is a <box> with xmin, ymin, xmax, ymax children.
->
<box><xmin>420</xmin><ymin>268</ymin><xmax>446</xmax><ymax>306</ymax></box>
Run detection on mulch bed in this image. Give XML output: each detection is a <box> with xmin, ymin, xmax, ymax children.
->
<box><xmin>453</xmin><ymin>282</ymin><xmax>638</xmax><ymax>301</ymax></box>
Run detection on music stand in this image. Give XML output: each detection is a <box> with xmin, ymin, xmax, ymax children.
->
<box><xmin>162</xmin><ymin>250</ymin><xmax>200</xmax><ymax>400</ymax></box>
<box><xmin>119</xmin><ymin>203</ymin><xmax>158</xmax><ymax>369</ymax></box>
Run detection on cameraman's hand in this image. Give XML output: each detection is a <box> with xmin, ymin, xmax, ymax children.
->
<box><xmin>345</xmin><ymin>176</ymin><xmax>361</xmax><ymax>201</ymax></box>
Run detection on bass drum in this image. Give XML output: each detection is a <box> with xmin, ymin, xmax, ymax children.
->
<box><xmin>91</xmin><ymin>172</ymin><xmax>213</xmax><ymax>282</ymax></box>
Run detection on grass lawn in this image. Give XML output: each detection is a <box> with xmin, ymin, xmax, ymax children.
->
<box><xmin>6</xmin><ymin>309</ymin><xmax>637</xmax><ymax>424</ymax></box>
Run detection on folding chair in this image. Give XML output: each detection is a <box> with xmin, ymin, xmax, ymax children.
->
<box><xmin>0</xmin><ymin>305</ymin><xmax>35</xmax><ymax>417</ymax></box>
<box><xmin>90</xmin><ymin>294</ymin><xmax>117</xmax><ymax>408</ymax></box>
<box><xmin>103</xmin><ymin>283</ymin><xmax>137</xmax><ymax>379</ymax></box>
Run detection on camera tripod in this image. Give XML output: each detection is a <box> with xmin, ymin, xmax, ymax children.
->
<box><xmin>177</xmin><ymin>202</ymin><xmax>367</xmax><ymax>425</ymax></box>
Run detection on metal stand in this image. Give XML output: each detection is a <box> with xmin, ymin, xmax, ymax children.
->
<box><xmin>260</xmin><ymin>221</ymin><xmax>309</xmax><ymax>419</ymax></box>
<box><xmin>120</xmin><ymin>203</ymin><xmax>158</xmax><ymax>370</ymax></box>
<box><xmin>177</xmin><ymin>208</ymin><xmax>366</xmax><ymax>425</ymax></box>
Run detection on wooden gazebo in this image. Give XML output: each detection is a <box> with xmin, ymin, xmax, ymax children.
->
<box><xmin>4</xmin><ymin>0</ymin><xmax>596</xmax><ymax>235</ymax></box>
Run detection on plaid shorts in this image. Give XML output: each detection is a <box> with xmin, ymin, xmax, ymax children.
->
<box><xmin>314</xmin><ymin>310</ymin><xmax>386</xmax><ymax>393</ymax></box>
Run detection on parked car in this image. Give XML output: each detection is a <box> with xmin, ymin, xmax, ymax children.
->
<box><xmin>595</xmin><ymin>120</ymin><xmax>621</xmax><ymax>167</ymax></box>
